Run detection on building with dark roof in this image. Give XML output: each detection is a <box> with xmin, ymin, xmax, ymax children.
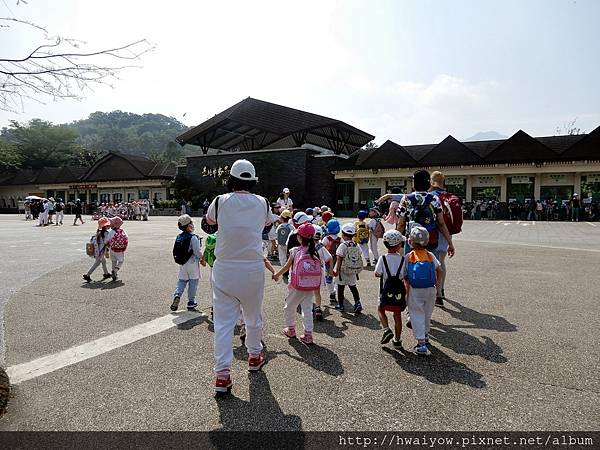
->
<box><xmin>0</xmin><ymin>152</ymin><xmax>176</xmax><ymax>210</ymax></box>
<box><xmin>333</xmin><ymin>127</ymin><xmax>600</xmax><ymax>213</ymax></box>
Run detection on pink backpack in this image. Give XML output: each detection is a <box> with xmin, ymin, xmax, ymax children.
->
<box><xmin>110</xmin><ymin>229</ymin><xmax>129</xmax><ymax>252</ymax></box>
<box><xmin>290</xmin><ymin>247</ymin><xmax>322</xmax><ymax>291</ymax></box>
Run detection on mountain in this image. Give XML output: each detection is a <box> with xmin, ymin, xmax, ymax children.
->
<box><xmin>464</xmin><ymin>131</ymin><xmax>508</xmax><ymax>141</ymax></box>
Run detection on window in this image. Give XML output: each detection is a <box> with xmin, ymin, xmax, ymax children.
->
<box><xmin>100</xmin><ymin>193</ymin><xmax>110</xmax><ymax>203</ymax></box>
<box><xmin>335</xmin><ymin>181</ymin><xmax>355</xmax><ymax>215</ymax></box>
<box><xmin>90</xmin><ymin>193</ymin><xmax>98</xmax><ymax>205</ymax></box>
<box><xmin>127</xmin><ymin>192</ymin><xmax>135</xmax><ymax>202</ymax></box>
<box><xmin>581</xmin><ymin>175</ymin><xmax>600</xmax><ymax>201</ymax></box>
<box><xmin>138</xmin><ymin>190</ymin><xmax>149</xmax><ymax>200</ymax></box>
<box><xmin>507</xmin><ymin>176</ymin><xmax>534</xmax><ymax>202</ymax></box>
<box><xmin>113</xmin><ymin>193</ymin><xmax>123</xmax><ymax>203</ymax></box>
<box><xmin>68</xmin><ymin>193</ymin><xmax>76</xmax><ymax>203</ymax></box>
<box><xmin>472</xmin><ymin>187</ymin><xmax>500</xmax><ymax>201</ymax></box>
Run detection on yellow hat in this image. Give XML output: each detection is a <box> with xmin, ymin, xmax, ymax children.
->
<box><xmin>280</xmin><ymin>210</ymin><xmax>292</xmax><ymax>219</ymax></box>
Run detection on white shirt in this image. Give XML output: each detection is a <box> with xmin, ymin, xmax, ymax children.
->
<box><xmin>374</xmin><ymin>253</ymin><xmax>405</xmax><ymax>285</ymax></box>
<box><xmin>207</xmin><ymin>192</ymin><xmax>271</xmax><ymax>264</ymax></box>
<box><xmin>276</xmin><ymin>197</ymin><xmax>293</xmax><ymax>210</ymax></box>
<box><xmin>316</xmin><ymin>244</ymin><xmax>332</xmax><ymax>266</ymax></box>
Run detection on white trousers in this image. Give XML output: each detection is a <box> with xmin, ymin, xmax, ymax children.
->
<box><xmin>283</xmin><ymin>287</ymin><xmax>314</xmax><ymax>333</ymax></box>
<box><xmin>212</xmin><ymin>261</ymin><xmax>265</xmax><ymax>374</ymax></box>
<box><xmin>110</xmin><ymin>251</ymin><xmax>125</xmax><ymax>272</ymax></box>
<box><xmin>369</xmin><ymin>237</ymin><xmax>380</xmax><ymax>261</ymax></box>
<box><xmin>359</xmin><ymin>243</ymin><xmax>370</xmax><ymax>262</ymax></box>
<box><xmin>277</xmin><ymin>244</ymin><xmax>288</xmax><ymax>267</ymax></box>
<box><xmin>55</xmin><ymin>211</ymin><xmax>64</xmax><ymax>223</ymax></box>
<box><xmin>407</xmin><ymin>287</ymin><xmax>436</xmax><ymax>341</ymax></box>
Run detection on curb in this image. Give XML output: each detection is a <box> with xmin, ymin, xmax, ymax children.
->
<box><xmin>0</xmin><ymin>367</ymin><xmax>9</xmax><ymax>416</ymax></box>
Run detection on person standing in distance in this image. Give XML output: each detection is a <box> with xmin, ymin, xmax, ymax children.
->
<box><xmin>205</xmin><ymin>159</ymin><xmax>272</xmax><ymax>395</ymax></box>
<box><xmin>277</xmin><ymin>187</ymin><xmax>293</xmax><ymax>211</ymax></box>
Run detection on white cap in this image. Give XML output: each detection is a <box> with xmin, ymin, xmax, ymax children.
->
<box><xmin>383</xmin><ymin>229</ymin><xmax>405</xmax><ymax>247</ymax></box>
<box><xmin>293</xmin><ymin>212</ymin><xmax>311</xmax><ymax>224</ymax></box>
<box><xmin>312</xmin><ymin>224</ymin><xmax>323</xmax><ymax>239</ymax></box>
<box><xmin>341</xmin><ymin>223</ymin><xmax>356</xmax><ymax>235</ymax></box>
<box><xmin>230</xmin><ymin>159</ymin><xmax>258</xmax><ymax>181</ymax></box>
<box><xmin>409</xmin><ymin>225</ymin><xmax>429</xmax><ymax>246</ymax></box>
<box><xmin>178</xmin><ymin>214</ymin><xmax>193</xmax><ymax>227</ymax></box>
<box><xmin>283</xmin><ymin>187</ymin><xmax>290</xmax><ymax>194</ymax></box>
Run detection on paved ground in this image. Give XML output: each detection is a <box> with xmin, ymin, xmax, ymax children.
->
<box><xmin>0</xmin><ymin>215</ymin><xmax>598</xmax><ymax>431</ymax></box>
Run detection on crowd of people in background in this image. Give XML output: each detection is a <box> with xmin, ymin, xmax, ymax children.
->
<box><xmin>93</xmin><ymin>200</ymin><xmax>151</xmax><ymax>221</ymax></box>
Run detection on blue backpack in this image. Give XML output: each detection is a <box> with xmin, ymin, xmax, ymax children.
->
<box><xmin>406</xmin><ymin>250</ymin><xmax>436</xmax><ymax>289</ymax></box>
<box><xmin>405</xmin><ymin>193</ymin><xmax>439</xmax><ymax>249</ymax></box>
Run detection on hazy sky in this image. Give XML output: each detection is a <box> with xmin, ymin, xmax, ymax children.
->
<box><xmin>1</xmin><ymin>0</ymin><xmax>599</xmax><ymax>144</ymax></box>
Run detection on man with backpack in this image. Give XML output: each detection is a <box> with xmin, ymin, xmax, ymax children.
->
<box><xmin>396</xmin><ymin>170</ymin><xmax>455</xmax><ymax>307</ymax></box>
<box><xmin>54</xmin><ymin>198</ymin><xmax>65</xmax><ymax>225</ymax></box>
<box><xmin>428</xmin><ymin>171</ymin><xmax>461</xmax><ymax>305</ymax></box>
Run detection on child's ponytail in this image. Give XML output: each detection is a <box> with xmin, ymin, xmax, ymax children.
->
<box><xmin>306</xmin><ymin>236</ymin><xmax>319</xmax><ymax>260</ymax></box>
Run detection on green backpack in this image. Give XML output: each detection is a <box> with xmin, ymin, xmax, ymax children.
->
<box><xmin>203</xmin><ymin>233</ymin><xmax>217</xmax><ymax>268</ymax></box>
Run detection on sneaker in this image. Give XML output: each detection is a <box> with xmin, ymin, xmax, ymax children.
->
<box><xmin>111</xmin><ymin>271</ymin><xmax>117</xmax><ymax>282</ymax></box>
<box><xmin>102</xmin><ymin>273</ymin><xmax>112</xmax><ymax>280</ymax></box>
<box><xmin>424</xmin><ymin>334</ymin><xmax>430</xmax><ymax>345</ymax></box>
<box><xmin>299</xmin><ymin>332</ymin><xmax>314</xmax><ymax>345</ymax></box>
<box><xmin>366</xmin><ymin>260</ymin><xmax>371</xmax><ymax>267</ymax></box>
<box><xmin>314</xmin><ymin>306</ymin><xmax>323</xmax><ymax>321</ymax></box>
<box><xmin>170</xmin><ymin>296</ymin><xmax>180</xmax><ymax>311</ymax></box>
<box><xmin>329</xmin><ymin>293</ymin><xmax>337</xmax><ymax>304</ymax></box>
<box><xmin>248</xmin><ymin>352</ymin><xmax>267</xmax><ymax>371</ymax></box>
<box><xmin>215</xmin><ymin>375</ymin><xmax>233</xmax><ymax>394</ymax></box>
<box><xmin>392</xmin><ymin>338</ymin><xmax>403</xmax><ymax>349</ymax></box>
<box><xmin>406</xmin><ymin>319</ymin><xmax>412</xmax><ymax>329</ymax></box>
<box><xmin>414</xmin><ymin>344</ymin><xmax>431</xmax><ymax>356</ymax></box>
<box><xmin>380</xmin><ymin>328</ymin><xmax>393</xmax><ymax>345</ymax></box>
<box><xmin>435</xmin><ymin>297</ymin><xmax>444</xmax><ymax>307</ymax></box>
<box><xmin>187</xmin><ymin>301</ymin><xmax>198</xmax><ymax>311</ymax></box>
<box><xmin>334</xmin><ymin>303</ymin><xmax>345</xmax><ymax>312</ymax></box>
<box><xmin>353</xmin><ymin>302</ymin><xmax>363</xmax><ymax>314</ymax></box>
<box><xmin>283</xmin><ymin>327</ymin><xmax>296</xmax><ymax>338</ymax></box>
<box><xmin>82</xmin><ymin>274</ymin><xmax>92</xmax><ymax>283</ymax></box>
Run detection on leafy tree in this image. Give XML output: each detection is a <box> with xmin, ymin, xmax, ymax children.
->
<box><xmin>0</xmin><ymin>141</ymin><xmax>22</xmax><ymax>171</ymax></box>
<box><xmin>1</xmin><ymin>119</ymin><xmax>82</xmax><ymax>169</ymax></box>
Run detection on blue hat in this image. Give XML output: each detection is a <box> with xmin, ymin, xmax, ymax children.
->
<box><xmin>326</xmin><ymin>219</ymin><xmax>340</xmax><ymax>235</ymax></box>
<box><xmin>357</xmin><ymin>210</ymin><xmax>368</xmax><ymax>219</ymax></box>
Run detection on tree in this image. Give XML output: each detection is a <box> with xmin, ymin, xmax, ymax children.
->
<box><xmin>2</xmin><ymin>119</ymin><xmax>82</xmax><ymax>169</ymax></box>
<box><xmin>556</xmin><ymin>118</ymin><xmax>585</xmax><ymax>136</ymax></box>
<box><xmin>0</xmin><ymin>140</ymin><xmax>21</xmax><ymax>171</ymax></box>
<box><xmin>0</xmin><ymin>4</ymin><xmax>154</xmax><ymax>112</ymax></box>
<box><xmin>364</xmin><ymin>141</ymin><xmax>378</xmax><ymax>150</ymax></box>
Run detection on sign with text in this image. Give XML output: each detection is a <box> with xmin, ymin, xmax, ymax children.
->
<box><xmin>361</xmin><ymin>178</ymin><xmax>379</xmax><ymax>187</ymax></box>
<box><xmin>386</xmin><ymin>178</ymin><xmax>406</xmax><ymax>187</ymax></box>
<box><xmin>474</xmin><ymin>175</ymin><xmax>499</xmax><ymax>187</ymax></box>
<box><xmin>586</xmin><ymin>173</ymin><xmax>600</xmax><ymax>183</ymax></box>
<box><xmin>445</xmin><ymin>176</ymin><xmax>465</xmax><ymax>186</ymax></box>
<box><xmin>69</xmin><ymin>184</ymin><xmax>97</xmax><ymax>189</ymax></box>
<box><xmin>511</xmin><ymin>175</ymin><xmax>532</xmax><ymax>184</ymax></box>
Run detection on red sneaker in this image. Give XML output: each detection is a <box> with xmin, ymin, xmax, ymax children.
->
<box><xmin>248</xmin><ymin>352</ymin><xmax>267</xmax><ymax>372</ymax></box>
<box><xmin>282</xmin><ymin>327</ymin><xmax>296</xmax><ymax>338</ymax></box>
<box><xmin>300</xmin><ymin>332</ymin><xmax>314</xmax><ymax>345</ymax></box>
<box><xmin>214</xmin><ymin>375</ymin><xmax>232</xmax><ymax>394</ymax></box>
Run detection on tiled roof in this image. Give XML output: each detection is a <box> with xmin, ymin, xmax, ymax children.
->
<box><xmin>559</xmin><ymin>125</ymin><xmax>600</xmax><ymax>160</ymax></box>
<box><xmin>485</xmin><ymin>130</ymin><xmax>558</xmax><ymax>163</ymax></box>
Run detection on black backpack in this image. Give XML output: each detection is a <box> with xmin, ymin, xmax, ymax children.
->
<box><xmin>379</xmin><ymin>255</ymin><xmax>406</xmax><ymax>311</ymax></box>
<box><xmin>173</xmin><ymin>233</ymin><xmax>196</xmax><ymax>265</ymax></box>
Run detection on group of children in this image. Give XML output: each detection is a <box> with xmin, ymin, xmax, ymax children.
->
<box><xmin>83</xmin><ymin>216</ymin><xmax>129</xmax><ymax>283</ymax></box>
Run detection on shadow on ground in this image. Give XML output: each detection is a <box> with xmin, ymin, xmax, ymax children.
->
<box><xmin>443</xmin><ymin>298</ymin><xmax>517</xmax><ymax>332</ymax></box>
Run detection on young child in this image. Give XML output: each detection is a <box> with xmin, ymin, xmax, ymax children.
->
<box><xmin>319</xmin><ymin>210</ymin><xmax>334</xmax><ymax>228</ymax></box>
<box><xmin>401</xmin><ymin>225</ymin><xmax>442</xmax><ymax>356</ymax></box>
<box><xmin>276</xmin><ymin>210</ymin><xmax>294</xmax><ymax>268</ymax></box>
<box><xmin>107</xmin><ymin>217</ymin><xmax>128</xmax><ymax>281</ymax></box>
<box><xmin>83</xmin><ymin>217</ymin><xmax>112</xmax><ymax>282</ymax></box>
<box><xmin>354</xmin><ymin>210</ymin><xmax>371</xmax><ymax>266</ymax></box>
<box><xmin>332</xmin><ymin>223</ymin><xmax>363</xmax><ymax>314</ymax></box>
<box><xmin>321</xmin><ymin>218</ymin><xmax>341</xmax><ymax>303</ymax></box>
<box><xmin>273</xmin><ymin>223</ymin><xmax>322</xmax><ymax>345</ymax></box>
<box><xmin>367</xmin><ymin>207</ymin><xmax>385</xmax><ymax>263</ymax></box>
<box><xmin>171</xmin><ymin>214</ymin><xmax>206</xmax><ymax>312</ymax></box>
<box><xmin>374</xmin><ymin>230</ymin><xmax>406</xmax><ymax>349</ymax></box>
<box><xmin>312</xmin><ymin>225</ymin><xmax>332</xmax><ymax>321</ymax></box>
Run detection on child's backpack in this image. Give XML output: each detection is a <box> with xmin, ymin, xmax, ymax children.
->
<box><xmin>379</xmin><ymin>255</ymin><xmax>406</xmax><ymax>311</ymax></box>
<box><xmin>277</xmin><ymin>223</ymin><xmax>292</xmax><ymax>246</ymax></box>
<box><xmin>406</xmin><ymin>193</ymin><xmax>439</xmax><ymax>250</ymax></box>
<box><xmin>203</xmin><ymin>233</ymin><xmax>217</xmax><ymax>268</ymax></box>
<box><xmin>373</xmin><ymin>218</ymin><xmax>385</xmax><ymax>239</ymax></box>
<box><xmin>290</xmin><ymin>247</ymin><xmax>322</xmax><ymax>291</ymax></box>
<box><xmin>437</xmin><ymin>191</ymin><xmax>463</xmax><ymax>235</ymax></box>
<box><xmin>341</xmin><ymin>242</ymin><xmax>363</xmax><ymax>274</ymax></box>
<box><xmin>173</xmin><ymin>233</ymin><xmax>195</xmax><ymax>265</ymax></box>
<box><xmin>324</xmin><ymin>235</ymin><xmax>341</xmax><ymax>258</ymax></box>
<box><xmin>110</xmin><ymin>229</ymin><xmax>129</xmax><ymax>252</ymax></box>
<box><xmin>354</xmin><ymin>221</ymin><xmax>369</xmax><ymax>244</ymax></box>
<box><xmin>86</xmin><ymin>236</ymin><xmax>95</xmax><ymax>257</ymax></box>
<box><xmin>406</xmin><ymin>250</ymin><xmax>436</xmax><ymax>289</ymax></box>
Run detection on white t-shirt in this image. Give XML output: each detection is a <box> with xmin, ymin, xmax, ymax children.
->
<box><xmin>276</xmin><ymin>197</ymin><xmax>293</xmax><ymax>210</ymax></box>
<box><xmin>316</xmin><ymin>244</ymin><xmax>332</xmax><ymax>266</ymax></box>
<box><xmin>374</xmin><ymin>253</ymin><xmax>405</xmax><ymax>285</ymax></box>
<box><xmin>267</xmin><ymin>213</ymin><xmax>279</xmax><ymax>240</ymax></box>
<box><xmin>207</xmin><ymin>192</ymin><xmax>271</xmax><ymax>264</ymax></box>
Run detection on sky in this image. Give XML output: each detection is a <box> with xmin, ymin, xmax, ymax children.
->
<box><xmin>1</xmin><ymin>0</ymin><xmax>599</xmax><ymax>145</ymax></box>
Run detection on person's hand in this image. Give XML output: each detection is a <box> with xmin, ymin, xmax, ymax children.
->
<box><xmin>332</xmin><ymin>269</ymin><xmax>338</xmax><ymax>277</ymax></box>
<box><xmin>447</xmin><ymin>243</ymin><xmax>455</xmax><ymax>258</ymax></box>
<box><xmin>272</xmin><ymin>274</ymin><xmax>280</xmax><ymax>282</ymax></box>
<box><xmin>200</xmin><ymin>257</ymin><xmax>207</xmax><ymax>267</ymax></box>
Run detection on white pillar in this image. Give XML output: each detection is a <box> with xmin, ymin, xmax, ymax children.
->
<box><xmin>534</xmin><ymin>173</ymin><xmax>541</xmax><ymax>200</ymax></box>
<box><xmin>466</xmin><ymin>176</ymin><xmax>473</xmax><ymax>202</ymax></box>
<box><xmin>499</xmin><ymin>175</ymin><xmax>507</xmax><ymax>202</ymax></box>
<box><xmin>574</xmin><ymin>172</ymin><xmax>581</xmax><ymax>196</ymax></box>
<box><xmin>353</xmin><ymin>180</ymin><xmax>360</xmax><ymax>209</ymax></box>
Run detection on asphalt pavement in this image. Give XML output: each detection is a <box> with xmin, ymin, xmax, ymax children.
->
<box><xmin>0</xmin><ymin>215</ymin><xmax>598</xmax><ymax>431</ymax></box>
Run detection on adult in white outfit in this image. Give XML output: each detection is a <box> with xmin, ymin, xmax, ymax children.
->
<box><xmin>276</xmin><ymin>188</ymin><xmax>293</xmax><ymax>211</ymax></box>
<box><xmin>206</xmin><ymin>159</ymin><xmax>272</xmax><ymax>395</ymax></box>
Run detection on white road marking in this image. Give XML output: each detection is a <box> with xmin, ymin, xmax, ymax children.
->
<box><xmin>496</xmin><ymin>221</ymin><xmax>502</xmax><ymax>225</ymax></box>
<box><xmin>7</xmin><ymin>311</ymin><xmax>204</xmax><ymax>385</ymax></box>
<box><xmin>455</xmin><ymin>238</ymin><xmax>600</xmax><ymax>253</ymax></box>
<box><xmin>503</xmin><ymin>223</ymin><xmax>510</xmax><ymax>226</ymax></box>
<box><xmin>587</xmin><ymin>222</ymin><xmax>598</xmax><ymax>227</ymax></box>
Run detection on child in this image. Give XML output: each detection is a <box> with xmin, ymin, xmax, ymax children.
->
<box><xmin>312</xmin><ymin>225</ymin><xmax>332</xmax><ymax>321</ymax></box>
<box><xmin>83</xmin><ymin>217</ymin><xmax>112</xmax><ymax>282</ymax></box>
<box><xmin>276</xmin><ymin>210</ymin><xmax>294</xmax><ymax>268</ymax></box>
<box><xmin>321</xmin><ymin>218</ymin><xmax>341</xmax><ymax>303</ymax></box>
<box><xmin>268</xmin><ymin>203</ymin><xmax>281</xmax><ymax>260</ymax></box>
<box><xmin>332</xmin><ymin>223</ymin><xmax>363</xmax><ymax>314</ymax></box>
<box><xmin>374</xmin><ymin>230</ymin><xmax>406</xmax><ymax>349</ymax></box>
<box><xmin>171</xmin><ymin>214</ymin><xmax>206</xmax><ymax>312</ymax></box>
<box><xmin>273</xmin><ymin>223</ymin><xmax>322</xmax><ymax>345</ymax></box>
<box><xmin>367</xmin><ymin>207</ymin><xmax>385</xmax><ymax>263</ymax></box>
<box><xmin>319</xmin><ymin>210</ymin><xmax>334</xmax><ymax>228</ymax></box>
<box><xmin>354</xmin><ymin>210</ymin><xmax>371</xmax><ymax>266</ymax></box>
<box><xmin>401</xmin><ymin>225</ymin><xmax>442</xmax><ymax>356</ymax></box>
<box><xmin>108</xmin><ymin>216</ymin><xmax>128</xmax><ymax>281</ymax></box>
